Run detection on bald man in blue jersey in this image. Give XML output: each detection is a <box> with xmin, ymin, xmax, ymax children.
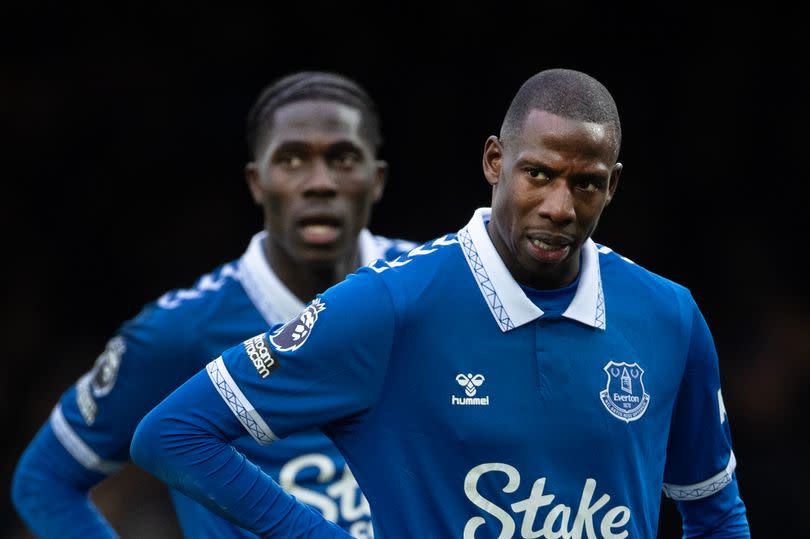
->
<box><xmin>11</xmin><ymin>71</ymin><xmax>416</xmax><ymax>538</ymax></box>
<box><xmin>132</xmin><ymin>68</ymin><xmax>751</xmax><ymax>538</ymax></box>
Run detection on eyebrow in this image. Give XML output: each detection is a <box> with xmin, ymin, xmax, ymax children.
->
<box><xmin>272</xmin><ymin>139</ymin><xmax>365</xmax><ymax>152</ymax></box>
<box><xmin>517</xmin><ymin>156</ymin><xmax>610</xmax><ymax>180</ymax></box>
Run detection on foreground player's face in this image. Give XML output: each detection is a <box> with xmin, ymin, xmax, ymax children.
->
<box><xmin>483</xmin><ymin>109</ymin><xmax>621</xmax><ymax>289</ymax></box>
<box><xmin>247</xmin><ymin>100</ymin><xmax>385</xmax><ymax>265</ymax></box>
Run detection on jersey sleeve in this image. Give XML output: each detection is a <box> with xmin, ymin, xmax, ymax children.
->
<box><xmin>131</xmin><ymin>354</ymin><xmax>352</xmax><ymax>538</ymax></box>
<box><xmin>663</xmin><ymin>296</ymin><xmax>750</xmax><ymax>536</ymax></box>
<box><xmin>12</xmin><ymin>300</ymin><xmax>200</xmax><ymax>537</ymax></box>
<box><xmin>207</xmin><ymin>268</ymin><xmax>395</xmax><ymax>444</ymax></box>
<box><xmin>12</xmin><ymin>422</ymin><xmax>118</xmax><ymax>538</ymax></box>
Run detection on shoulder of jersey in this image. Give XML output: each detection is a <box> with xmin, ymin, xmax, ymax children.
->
<box><xmin>372</xmin><ymin>235</ymin><xmax>421</xmax><ymax>261</ymax></box>
<box><xmin>153</xmin><ymin>260</ymin><xmax>242</xmax><ymax>312</ymax></box>
<box><xmin>367</xmin><ymin>233</ymin><xmax>459</xmax><ymax>275</ymax></box>
<box><xmin>596</xmin><ymin>242</ymin><xmax>689</xmax><ymax>295</ymax></box>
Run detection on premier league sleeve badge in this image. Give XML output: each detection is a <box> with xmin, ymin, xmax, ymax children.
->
<box><xmin>269</xmin><ymin>298</ymin><xmax>327</xmax><ymax>352</ymax></box>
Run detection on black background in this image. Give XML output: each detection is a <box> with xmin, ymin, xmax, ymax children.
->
<box><xmin>2</xmin><ymin>3</ymin><xmax>808</xmax><ymax>537</ymax></box>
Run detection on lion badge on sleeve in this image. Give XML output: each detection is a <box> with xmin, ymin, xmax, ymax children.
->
<box><xmin>269</xmin><ymin>298</ymin><xmax>326</xmax><ymax>352</ymax></box>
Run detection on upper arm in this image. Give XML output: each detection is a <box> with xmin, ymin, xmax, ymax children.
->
<box><xmin>664</xmin><ymin>297</ymin><xmax>750</xmax><ymax>535</ymax></box>
<box><xmin>53</xmin><ymin>303</ymin><xmax>198</xmax><ymax>467</ymax></box>
<box><xmin>209</xmin><ymin>270</ymin><xmax>397</xmax><ymax>443</ymax></box>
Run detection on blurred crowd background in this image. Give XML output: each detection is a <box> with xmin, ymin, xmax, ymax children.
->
<box><xmin>2</xmin><ymin>3</ymin><xmax>807</xmax><ymax>538</ymax></box>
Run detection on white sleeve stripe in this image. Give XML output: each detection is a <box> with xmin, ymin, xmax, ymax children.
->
<box><xmin>49</xmin><ymin>404</ymin><xmax>125</xmax><ymax>475</ymax></box>
<box><xmin>662</xmin><ymin>451</ymin><xmax>737</xmax><ymax>500</ymax></box>
<box><xmin>206</xmin><ymin>357</ymin><xmax>277</xmax><ymax>445</ymax></box>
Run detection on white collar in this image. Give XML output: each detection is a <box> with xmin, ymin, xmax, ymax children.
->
<box><xmin>458</xmin><ymin>208</ymin><xmax>606</xmax><ymax>332</ymax></box>
<box><xmin>238</xmin><ymin>229</ymin><xmax>385</xmax><ymax>325</ymax></box>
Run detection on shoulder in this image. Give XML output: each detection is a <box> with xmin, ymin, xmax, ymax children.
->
<box><xmin>366</xmin><ymin>233</ymin><xmax>460</xmax><ymax>277</ymax></box>
<box><xmin>599</xmin><ymin>243</ymin><xmax>688</xmax><ymax>288</ymax></box>
<box><xmin>367</xmin><ymin>234</ymin><xmax>421</xmax><ymax>261</ymax></box>
<box><xmin>595</xmin><ymin>242</ymin><xmax>696</xmax><ymax>320</ymax></box>
<box><xmin>356</xmin><ymin>233</ymin><xmax>463</xmax><ymax>316</ymax></box>
<box><xmin>125</xmin><ymin>259</ymin><xmax>247</xmax><ymax>339</ymax></box>
<box><xmin>153</xmin><ymin>260</ymin><xmax>243</xmax><ymax>311</ymax></box>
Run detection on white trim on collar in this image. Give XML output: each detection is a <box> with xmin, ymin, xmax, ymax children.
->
<box><xmin>238</xmin><ymin>231</ymin><xmax>304</xmax><ymax>325</ymax></box>
<box><xmin>237</xmin><ymin>229</ymin><xmax>384</xmax><ymax>326</ymax></box>
<box><xmin>357</xmin><ymin>228</ymin><xmax>387</xmax><ymax>266</ymax></box>
<box><xmin>458</xmin><ymin>208</ymin><xmax>606</xmax><ymax>332</ymax></box>
<box><xmin>562</xmin><ymin>234</ymin><xmax>606</xmax><ymax>330</ymax></box>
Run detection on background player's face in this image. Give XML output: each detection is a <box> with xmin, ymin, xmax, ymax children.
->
<box><xmin>247</xmin><ymin>100</ymin><xmax>385</xmax><ymax>266</ymax></box>
<box><xmin>483</xmin><ymin>109</ymin><xmax>621</xmax><ymax>289</ymax></box>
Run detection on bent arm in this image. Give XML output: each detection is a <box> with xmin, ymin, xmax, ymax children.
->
<box><xmin>12</xmin><ymin>420</ymin><xmax>118</xmax><ymax>538</ymax></box>
<box><xmin>665</xmin><ymin>298</ymin><xmax>750</xmax><ymax>538</ymax></box>
<box><xmin>130</xmin><ymin>367</ymin><xmax>350</xmax><ymax>539</ymax></box>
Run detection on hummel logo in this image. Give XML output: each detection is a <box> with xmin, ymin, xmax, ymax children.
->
<box><xmin>456</xmin><ymin>373</ymin><xmax>485</xmax><ymax>396</ymax></box>
<box><xmin>452</xmin><ymin>373</ymin><xmax>489</xmax><ymax>406</ymax></box>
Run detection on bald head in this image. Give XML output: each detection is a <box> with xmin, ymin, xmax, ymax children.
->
<box><xmin>500</xmin><ymin>69</ymin><xmax>621</xmax><ymax>157</ymax></box>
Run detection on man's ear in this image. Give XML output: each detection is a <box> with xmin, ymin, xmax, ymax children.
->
<box><xmin>482</xmin><ymin>136</ymin><xmax>503</xmax><ymax>186</ymax></box>
<box><xmin>372</xmin><ymin>159</ymin><xmax>387</xmax><ymax>203</ymax></box>
<box><xmin>245</xmin><ymin>162</ymin><xmax>263</xmax><ymax>205</ymax></box>
<box><xmin>605</xmin><ymin>162</ymin><xmax>622</xmax><ymax>205</ymax></box>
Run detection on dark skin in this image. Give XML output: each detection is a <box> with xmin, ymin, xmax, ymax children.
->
<box><xmin>484</xmin><ymin>109</ymin><xmax>622</xmax><ymax>290</ymax></box>
<box><xmin>245</xmin><ymin>100</ymin><xmax>386</xmax><ymax>303</ymax></box>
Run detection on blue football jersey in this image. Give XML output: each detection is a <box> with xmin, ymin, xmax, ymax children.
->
<box><xmin>46</xmin><ymin>229</ymin><xmax>416</xmax><ymax>538</ymax></box>
<box><xmin>209</xmin><ymin>209</ymin><xmax>743</xmax><ymax>538</ymax></box>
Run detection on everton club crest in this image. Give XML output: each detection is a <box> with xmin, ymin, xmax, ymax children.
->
<box><xmin>599</xmin><ymin>361</ymin><xmax>650</xmax><ymax>422</ymax></box>
<box><xmin>269</xmin><ymin>298</ymin><xmax>326</xmax><ymax>352</ymax></box>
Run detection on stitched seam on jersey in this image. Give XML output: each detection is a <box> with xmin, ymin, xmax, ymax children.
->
<box><xmin>662</xmin><ymin>451</ymin><xmax>737</xmax><ymax>500</ymax></box>
<box><xmin>49</xmin><ymin>404</ymin><xmax>124</xmax><ymax>475</ymax></box>
<box><xmin>206</xmin><ymin>357</ymin><xmax>277</xmax><ymax>445</ymax></box>
<box><xmin>458</xmin><ymin>227</ymin><xmax>514</xmax><ymax>331</ymax></box>
<box><xmin>366</xmin><ymin>270</ymin><xmax>400</xmax><ymax>414</ymax></box>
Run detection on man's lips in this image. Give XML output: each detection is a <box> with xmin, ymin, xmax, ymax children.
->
<box><xmin>297</xmin><ymin>216</ymin><xmax>343</xmax><ymax>245</ymax></box>
<box><xmin>300</xmin><ymin>223</ymin><xmax>340</xmax><ymax>244</ymax></box>
<box><xmin>525</xmin><ymin>232</ymin><xmax>573</xmax><ymax>262</ymax></box>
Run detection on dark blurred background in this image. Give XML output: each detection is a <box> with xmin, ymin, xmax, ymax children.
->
<box><xmin>2</xmin><ymin>3</ymin><xmax>808</xmax><ymax>538</ymax></box>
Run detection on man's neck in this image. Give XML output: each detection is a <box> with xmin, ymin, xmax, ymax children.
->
<box><xmin>263</xmin><ymin>239</ymin><xmax>360</xmax><ymax>304</ymax></box>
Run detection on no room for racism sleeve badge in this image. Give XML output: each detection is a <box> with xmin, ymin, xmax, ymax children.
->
<box><xmin>270</xmin><ymin>298</ymin><xmax>327</xmax><ymax>352</ymax></box>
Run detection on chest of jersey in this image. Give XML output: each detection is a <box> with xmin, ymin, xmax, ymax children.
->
<box><xmin>356</xmin><ymin>274</ymin><xmax>686</xmax><ymax>538</ymax></box>
<box><xmin>382</xmin><ymin>302</ymin><xmax>682</xmax><ymax>449</ymax></box>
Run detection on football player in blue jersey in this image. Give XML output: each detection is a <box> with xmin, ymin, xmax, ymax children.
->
<box><xmin>131</xmin><ymin>68</ymin><xmax>751</xmax><ymax>538</ymax></box>
<box><xmin>11</xmin><ymin>70</ymin><xmax>416</xmax><ymax>538</ymax></box>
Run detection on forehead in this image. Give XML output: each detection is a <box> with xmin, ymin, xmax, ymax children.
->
<box><xmin>514</xmin><ymin>109</ymin><xmax>617</xmax><ymax>160</ymax></box>
<box><xmin>269</xmin><ymin>100</ymin><xmax>364</xmax><ymax>143</ymax></box>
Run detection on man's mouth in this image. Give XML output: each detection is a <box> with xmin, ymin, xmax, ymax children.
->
<box><xmin>530</xmin><ymin>238</ymin><xmax>564</xmax><ymax>251</ymax></box>
<box><xmin>526</xmin><ymin>235</ymin><xmax>572</xmax><ymax>262</ymax></box>
<box><xmin>298</xmin><ymin>217</ymin><xmax>342</xmax><ymax>245</ymax></box>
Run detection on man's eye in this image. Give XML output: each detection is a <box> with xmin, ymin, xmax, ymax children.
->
<box><xmin>526</xmin><ymin>168</ymin><xmax>549</xmax><ymax>181</ymax></box>
<box><xmin>577</xmin><ymin>180</ymin><xmax>602</xmax><ymax>192</ymax></box>
<box><xmin>332</xmin><ymin>153</ymin><xmax>361</xmax><ymax>169</ymax></box>
<box><xmin>279</xmin><ymin>155</ymin><xmax>303</xmax><ymax>168</ymax></box>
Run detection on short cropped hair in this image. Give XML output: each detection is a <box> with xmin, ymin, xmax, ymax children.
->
<box><xmin>245</xmin><ymin>71</ymin><xmax>383</xmax><ymax>160</ymax></box>
<box><xmin>500</xmin><ymin>68</ymin><xmax>621</xmax><ymax>153</ymax></box>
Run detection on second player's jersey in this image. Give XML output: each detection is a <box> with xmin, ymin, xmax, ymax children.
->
<box><xmin>212</xmin><ymin>208</ymin><xmax>740</xmax><ymax>538</ymax></box>
<box><xmin>52</xmin><ymin>229</ymin><xmax>416</xmax><ymax>538</ymax></box>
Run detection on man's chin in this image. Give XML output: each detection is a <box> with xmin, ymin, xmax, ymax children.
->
<box><xmin>295</xmin><ymin>243</ymin><xmax>346</xmax><ymax>266</ymax></box>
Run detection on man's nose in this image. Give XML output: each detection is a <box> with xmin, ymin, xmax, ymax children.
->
<box><xmin>538</xmin><ymin>179</ymin><xmax>575</xmax><ymax>223</ymax></box>
<box><xmin>302</xmin><ymin>158</ymin><xmax>338</xmax><ymax>196</ymax></box>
